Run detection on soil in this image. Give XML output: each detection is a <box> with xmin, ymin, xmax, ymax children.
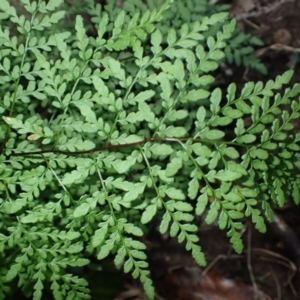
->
<box><xmin>113</xmin><ymin>1</ymin><xmax>300</xmax><ymax>300</ymax></box>
<box><xmin>229</xmin><ymin>0</ymin><xmax>300</xmax><ymax>85</ymax></box>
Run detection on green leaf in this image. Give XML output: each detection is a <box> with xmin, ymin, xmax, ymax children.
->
<box><xmin>223</xmin><ymin>147</ymin><xmax>240</xmax><ymax>159</ymax></box>
<box><xmin>92</xmin><ymin>224</ymin><xmax>108</xmax><ymax>248</ymax></box>
<box><xmin>124</xmin><ymin>258</ymin><xmax>133</xmax><ymax>273</ymax></box>
<box><xmin>167</xmin><ymin>109</ymin><xmax>188</xmax><ymax>121</ymax></box>
<box><xmin>132</xmin><ymin>90</ymin><xmax>155</xmax><ymax>103</ymax></box>
<box><xmin>163</xmin><ymin>126</ymin><xmax>186</xmax><ymax>137</ymax></box>
<box><xmin>167</xmin><ymin>28</ymin><xmax>176</xmax><ymax>46</ymax></box>
<box><xmin>200</xmin><ymin>60</ymin><xmax>219</xmax><ymax>72</ymax></box>
<box><xmin>108</xmin><ymin>58</ymin><xmax>125</xmax><ymax>80</ymax></box>
<box><xmin>73</xmin><ymin>101</ymin><xmax>96</xmax><ymax>122</ymax></box>
<box><xmin>165</xmin><ymin>188</ymin><xmax>185</xmax><ymax>200</ymax></box>
<box><xmin>141</xmin><ymin>204</ymin><xmax>157</xmax><ymax>224</ymax></box>
<box><xmin>173</xmin><ymin>201</ymin><xmax>193</xmax><ymax>212</ymax></box>
<box><xmin>143</xmin><ymin>279</ymin><xmax>155</xmax><ymax>300</ymax></box>
<box><xmin>150</xmin><ymin>144</ymin><xmax>174</xmax><ymax>156</ymax></box>
<box><xmin>21</xmin><ymin>214</ymin><xmax>39</xmax><ymax>224</ymax></box>
<box><xmin>196</xmin><ymin>193</ymin><xmax>208</xmax><ymax>215</ymax></box>
<box><xmin>114</xmin><ymin>246</ymin><xmax>126</xmax><ymax>266</ymax></box>
<box><xmin>170</xmin><ymin>222</ymin><xmax>179</xmax><ymax>237</ymax></box>
<box><xmin>215</xmin><ymin>170</ymin><xmax>243</xmax><ymax>181</ymax></box>
<box><xmin>112</xmin><ymin>157</ymin><xmax>137</xmax><ymax>174</ymax></box>
<box><xmin>218</xmin><ymin>211</ymin><xmax>228</xmax><ymax>229</ymax></box>
<box><xmin>62</xmin><ymin>170</ymin><xmax>82</xmax><ymax>185</ymax></box>
<box><xmin>114</xmin><ymin>10</ymin><xmax>125</xmax><ymax>30</ymax></box>
<box><xmin>66</xmin><ymin>231</ymin><xmax>81</xmax><ymax>240</ymax></box>
<box><xmin>210</xmin><ymin>88</ymin><xmax>222</xmax><ymax>114</ymax></box>
<box><xmin>46</xmin><ymin>0</ymin><xmax>63</xmax><ymax>11</ymax></box>
<box><xmin>93</xmin><ymin>76</ymin><xmax>109</xmax><ymax>97</ymax></box>
<box><xmin>151</xmin><ymin>29</ymin><xmax>162</xmax><ymax>52</ymax></box>
<box><xmin>177</xmin><ymin>39</ymin><xmax>198</xmax><ymax>48</ymax></box>
<box><xmin>223</xmin><ymin>107</ymin><xmax>243</xmax><ymax>118</ymax></box>
<box><xmin>241</xmin><ymin>82</ymin><xmax>254</xmax><ymax>97</ymax></box>
<box><xmin>74</xmin><ymin>203</ymin><xmax>90</xmax><ymax>218</ymax></box>
<box><xmin>205</xmin><ymin>201</ymin><xmax>219</xmax><ymax>224</ymax></box>
<box><xmin>208</xmin><ymin>12</ymin><xmax>228</xmax><ymax>24</ymax></box>
<box><xmin>279</xmin><ymin>70</ymin><xmax>293</xmax><ymax>84</ymax></box>
<box><xmin>74</xmin><ymin>198</ymin><xmax>97</xmax><ymax>218</ymax></box>
<box><xmin>251</xmin><ymin>148</ymin><xmax>269</xmax><ymax>160</ymax></box>
<box><xmin>252</xmin><ymin>159</ymin><xmax>268</xmax><ymax>171</ymax></box>
<box><xmin>196</xmin><ymin>106</ymin><xmax>206</xmax><ymax>125</ymax></box>
<box><xmin>159</xmin><ymin>212</ymin><xmax>171</xmax><ymax>234</ymax></box>
<box><xmin>6</xmin><ymin>263</ymin><xmax>22</xmax><ymax>281</ymax></box>
<box><xmin>293</xmin><ymin>184</ymin><xmax>300</xmax><ymax>205</ymax></box>
<box><xmin>223</xmin><ymin>192</ymin><xmax>242</xmax><ymax>202</ymax></box>
<box><xmin>187</xmin><ymin>89</ymin><xmax>210</xmax><ymax>101</ymax></box>
<box><xmin>191</xmin><ymin>245</ymin><xmax>206</xmax><ymax>266</ymax></box>
<box><xmin>0</xmin><ymin>199</ymin><xmax>26</xmax><ymax>214</ymax></box>
<box><xmin>228</xmin><ymin>210</ymin><xmax>244</xmax><ymax>219</ymax></box>
<box><xmin>33</xmin><ymin>279</ymin><xmax>43</xmax><ymax>300</ymax></box>
<box><xmin>123</xmin><ymin>223</ymin><xmax>143</xmax><ymax>236</ymax></box>
<box><xmin>188</xmin><ymin>177</ymin><xmax>199</xmax><ymax>200</ymax></box>
<box><xmin>210</xmin><ymin>116</ymin><xmax>232</xmax><ymax>126</ymax></box>
<box><xmin>202</xmin><ymin>130</ymin><xmax>225</xmax><ymax>140</ymax></box>
<box><xmin>192</xmin><ymin>144</ymin><xmax>212</xmax><ymax>157</ymax></box>
<box><xmin>97</xmin><ymin>237</ymin><xmax>116</xmax><ymax>260</ymax></box>
<box><xmin>236</xmin><ymin>134</ymin><xmax>256</xmax><ymax>144</ymax></box>
<box><xmin>229</xmin><ymin>231</ymin><xmax>243</xmax><ymax>254</ymax></box>
<box><xmin>165</xmin><ymin>157</ymin><xmax>183</xmax><ymax>177</ymax></box>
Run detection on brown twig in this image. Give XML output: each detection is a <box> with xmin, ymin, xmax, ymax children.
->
<box><xmin>256</xmin><ymin>43</ymin><xmax>300</xmax><ymax>57</ymax></box>
<box><xmin>252</xmin><ymin>248</ymin><xmax>297</xmax><ymax>286</ymax></box>
<box><xmin>246</xmin><ymin>224</ymin><xmax>259</xmax><ymax>299</ymax></box>
<box><xmin>269</xmin><ymin>267</ymin><xmax>282</xmax><ymax>300</ymax></box>
<box><xmin>8</xmin><ymin>137</ymin><xmax>250</xmax><ymax>157</ymax></box>
<box><xmin>201</xmin><ymin>254</ymin><xmax>244</xmax><ymax>276</ymax></box>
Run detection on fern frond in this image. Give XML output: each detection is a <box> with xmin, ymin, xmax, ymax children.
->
<box><xmin>1</xmin><ymin>0</ymin><xmax>300</xmax><ymax>299</ymax></box>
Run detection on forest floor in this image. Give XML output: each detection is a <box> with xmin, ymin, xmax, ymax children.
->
<box><xmin>105</xmin><ymin>1</ymin><xmax>300</xmax><ymax>300</ymax></box>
